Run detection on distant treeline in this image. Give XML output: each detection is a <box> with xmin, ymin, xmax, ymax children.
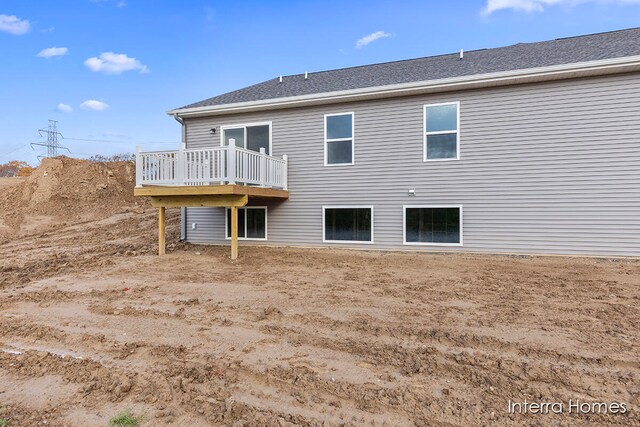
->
<box><xmin>88</xmin><ymin>153</ymin><xmax>135</xmax><ymax>163</ymax></box>
<box><xmin>0</xmin><ymin>160</ymin><xmax>33</xmax><ymax>177</ymax></box>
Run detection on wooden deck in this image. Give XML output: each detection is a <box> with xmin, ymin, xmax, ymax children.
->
<box><xmin>133</xmin><ymin>184</ymin><xmax>289</xmax><ymax>199</ymax></box>
<box><xmin>134</xmin><ymin>185</ymin><xmax>289</xmax><ymax>258</ymax></box>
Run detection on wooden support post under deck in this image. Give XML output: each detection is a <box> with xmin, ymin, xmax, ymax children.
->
<box><xmin>158</xmin><ymin>206</ymin><xmax>166</xmax><ymax>256</ymax></box>
<box><xmin>230</xmin><ymin>206</ymin><xmax>239</xmax><ymax>260</ymax></box>
<box><xmin>135</xmin><ymin>185</ymin><xmax>289</xmax><ymax>260</ymax></box>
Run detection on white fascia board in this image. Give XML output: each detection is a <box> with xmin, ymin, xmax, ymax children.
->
<box><xmin>168</xmin><ymin>55</ymin><xmax>640</xmax><ymax>118</ymax></box>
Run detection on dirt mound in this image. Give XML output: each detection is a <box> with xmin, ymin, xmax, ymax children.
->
<box><xmin>0</xmin><ymin>156</ymin><xmax>146</xmax><ymax>241</ymax></box>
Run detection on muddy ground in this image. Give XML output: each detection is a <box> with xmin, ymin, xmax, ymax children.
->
<box><xmin>0</xmin><ymin>158</ymin><xmax>639</xmax><ymax>426</ymax></box>
<box><xmin>0</xmin><ymin>208</ymin><xmax>638</xmax><ymax>426</ymax></box>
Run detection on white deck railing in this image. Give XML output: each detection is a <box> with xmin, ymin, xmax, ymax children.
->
<box><xmin>135</xmin><ymin>139</ymin><xmax>288</xmax><ymax>189</ymax></box>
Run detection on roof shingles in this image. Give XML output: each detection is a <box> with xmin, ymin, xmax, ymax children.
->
<box><xmin>179</xmin><ymin>28</ymin><xmax>640</xmax><ymax>110</ymax></box>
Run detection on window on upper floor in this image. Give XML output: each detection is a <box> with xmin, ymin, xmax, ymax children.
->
<box><xmin>424</xmin><ymin>102</ymin><xmax>459</xmax><ymax>161</ymax></box>
<box><xmin>325</xmin><ymin>113</ymin><xmax>354</xmax><ymax>165</ymax></box>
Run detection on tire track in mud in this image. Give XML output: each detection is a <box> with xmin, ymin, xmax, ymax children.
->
<box><xmin>276</xmin><ymin>312</ymin><xmax>639</xmax><ymax>371</ymax></box>
<box><xmin>0</xmin><ymin>322</ymin><xmax>363</xmax><ymax>426</ymax></box>
<box><xmin>0</xmin><ymin>303</ymin><xmax>475</xmax><ymax>425</ymax></box>
<box><xmin>0</xmin><ymin>210</ymin><xmax>180</xmax><ymax>290</ymax></box>
<box><xmin>1</xmin><ymin>230</ymin><xmax>639</xmax><ymax>425</ymax></box>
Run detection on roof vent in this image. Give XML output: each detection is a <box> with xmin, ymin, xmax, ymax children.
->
<box><xmin>460</xmin><ymin>49</ymin><xmax>464</xmax><ymax>60</ymax></box>
<box><xmin>304</xmin><ymin>71</ymin><xmax>308</xmax><ymax>80</ymax></box>
<box><xmin>279</xmin><ymin>75</ymin><xmax>283</xmax><ymax>83</ymax></box>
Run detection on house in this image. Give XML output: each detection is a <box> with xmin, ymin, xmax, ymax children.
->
<box><xmin>134</xmin><ymin>28</ymin><xmax>640</xmax><ymax>258</ymax></box>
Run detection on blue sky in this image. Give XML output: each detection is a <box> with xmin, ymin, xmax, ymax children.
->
<box><xmin>1</xmin><ymin>0</ymin><xmax>639</xmax><ymax>164</ymax></box>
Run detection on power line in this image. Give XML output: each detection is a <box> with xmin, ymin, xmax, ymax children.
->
<box><xmin>2</xmin><ymin>122</ymin><xmax>180</xmax><ymax>163</ymax></box>
<box><xmin>30</xmin><ymin>120</ymin><xmax>70</xmax><ymax>159</ymax></box>
<box><xmin>67</xmin><ymin>152</ymin><xmax>95</xmax><ymax>157</ymax></box>
<box><xmin>0</xmin><ymin>143</ymin><xmax>30</xmax><ymax>159</ymax></box>
<box><xmin>64</xmin><ymin>137</ymin><xmax>178</xmax><ymax>145</ymax></box>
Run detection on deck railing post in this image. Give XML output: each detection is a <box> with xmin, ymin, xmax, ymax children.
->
<box><xmin>282</xmin><ymin>154</ymin><xmax>288</xmax><ymax>190</ymax></box>
<box><xmin>176</xmin><ymin>145</ymin><xmax>185</xmax><ymax>185</ymax></box>
<box><xmin>228</xmin><ymin>138</ymin><xmax>236</xmax><ymax>185</ymax></box>
<box><xmin>135</xmin><ymin>146</ymin><xmax>142</xmax><ymax>187</ymax></box>
<box><xmin>260</xmin><ymin>147</ymin><xmax>266</xmax><ymax>187</ymax></box>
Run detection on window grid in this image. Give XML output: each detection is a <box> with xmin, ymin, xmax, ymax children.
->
<box><xmin>324</xmin><ymin>112</ymin><xmax>355</xmax><ymax>166</ymax></box>
<box><xmin>423</xmin><ymin>102</ymin><xmax>460</xmax><ymax>161</ymax></box>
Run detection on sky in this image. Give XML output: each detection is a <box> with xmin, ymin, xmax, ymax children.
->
<box><xmin>1</xmin><ymin>0</ymin><xmax>639</xmax><ymax>165</ymax></box>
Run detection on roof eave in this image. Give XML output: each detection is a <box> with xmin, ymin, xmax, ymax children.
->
<box><xmin>167</xmin><ymin>55</ymin><xmax>640</xmax><ymax>118</ymax></box>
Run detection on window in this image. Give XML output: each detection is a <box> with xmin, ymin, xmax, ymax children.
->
<box><xmin>403</xmin><ymin>206</ymin><xmax>462</xmax><ymax>245</ymax></box>
<box><xmin>424</xmin><ymin>102</ymin><xmax>459</xmax><ymax>161</ymax></box>
<box><xmin>226</xmin><ymin>207</ymin><xmax>267</xmax><ymax>240</ymax></box>
<box><xmin>323</xmin><ymin>206</ymin><xmax>373</xmax><ymax>243</ymax></box>
<box><xmin>222</xmin><ymin>122</ymin><xmax>271</xmax><ymax>154</ymax></box>
<box><xmin>325</xmin><ymin>113</ymin><xmax>354</xmax><ymax>165</ymax></box>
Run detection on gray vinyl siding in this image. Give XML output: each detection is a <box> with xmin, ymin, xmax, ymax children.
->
<box><xmin>183</xmin><ymin>73</ymin><xmax>640</xmax><ymax>256</ymax></box>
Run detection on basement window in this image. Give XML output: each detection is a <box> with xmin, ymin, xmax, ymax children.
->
<box><xmin>323</xmin><ymin>206</ymin><xmax>373</xmax><ymax>243</ymax></box>
<box><xmin>404</xmin><ymin>206</ymin><xmax>462</xmax><ymax>245</ymax></box>
<box><xmin>424</xmin><ymin>102</ymin><xmax>459</xmax><ymax>161</ymax></box>
<box><xmin>226</xmin><ymin>207</ymin><xmax>267</xmax><ymax>240</ymax></box>
<box><xmin>325</xmin><ymin>112</ymin><xmax>354</xmax><ymax>165</ymax></box>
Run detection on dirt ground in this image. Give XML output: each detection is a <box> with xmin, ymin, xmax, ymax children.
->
<box><xmin>0</xmin><ymin>160</ymin><xmax>638</xmax><ymax>426</ymax></box>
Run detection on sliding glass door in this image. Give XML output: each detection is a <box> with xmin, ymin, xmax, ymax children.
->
<box><xmin>222</xmin><ymin>123</ymin><xmax>270</xmax><ymax>154</ymax></box>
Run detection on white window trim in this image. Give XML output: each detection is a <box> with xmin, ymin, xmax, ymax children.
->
<box><xmin>220</xmin><ymin>121</ymin><xmax>273</xmax><ymax>155</ymax></box>
<box><xmin>423</xmin><ymin>101</ymin><xmax>460</xmax><ymax>162</ymax></box>
<box><xmin>324</xmin><ymin>112</ymin><xmax>355</xmax><ymax>166</ymax></box>
<box><xmin>225</xmin><ymin>206</ymin><xmax>268</xmax><ymax>241</ymax></box>
<box><xmin>322</xmin><ymin>205</ymin><xmax>374</xmax><ymax>244</ymax></box>
<box><xmin>402</xmin><ymin>205</ymin><xmax>463</xmax><ymax>246</ymax></box>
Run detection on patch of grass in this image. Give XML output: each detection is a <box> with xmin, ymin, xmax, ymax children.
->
<box><xmin>0</xmin><ymin>419</ymin><xmax>9</xmax><ymax>427</ymax></box>
<box><xmin>108</xmin><ymin>410</ymin><xmax>142</xmax><ymax>427</ymax></box>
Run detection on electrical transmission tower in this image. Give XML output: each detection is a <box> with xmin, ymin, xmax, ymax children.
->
<box><xmin>31</xmin><ymin>119</ymin><xmax>69</xmax><ymax>160</ymax></box>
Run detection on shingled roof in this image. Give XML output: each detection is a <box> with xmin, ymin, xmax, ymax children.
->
<box><xmin>179</xmin><ymin>27</ymin><xmax>640</xmax><ymax>110</ymax></box>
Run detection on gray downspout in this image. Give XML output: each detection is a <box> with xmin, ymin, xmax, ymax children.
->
<box><xmin>173</xmin><ymin>114</ymin><xmax>187</xmax><ymax>242</ymax></box>
<box><xmin>181</xmin><ymin>207</ymin><xmax>187</xmax><ymax>242</ymax></box>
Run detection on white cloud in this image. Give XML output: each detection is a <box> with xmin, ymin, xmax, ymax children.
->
<box><xmin>80</xmin><ymin>100</ymin><xmax>109</xmax><ymax>111</ymax></box>
<box><xmin>57</xmin><ymin>103</ymin><xmax>73</xmax><ymax>113</ymax></box>
<box><xmin>84</xmin><ymin>52</ymin><xmax>149</xmax><ymax>75</ymax></box>
<box><xmin>482</xmin><ymin>0</ymin><xmax>640</xmax><ymax>15</ymax></box>
<box><xmin>90</xmin><ymin>0</ymin><xmax>126</xmax><ymax>6</ymax></box>
<box><xmin>355</xmin><ymin>31</ymin><xmax>392</xmax><ymax>49</ymax></box>
<box><xmin>37</xmin><ymin>47</ymin><xmax>68</xmax><ymax>58</ymax></box>
<box><xmin>0</xmin><ymin>14</ymin><xmax>31</xmax><ymax>35</ymax></box>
